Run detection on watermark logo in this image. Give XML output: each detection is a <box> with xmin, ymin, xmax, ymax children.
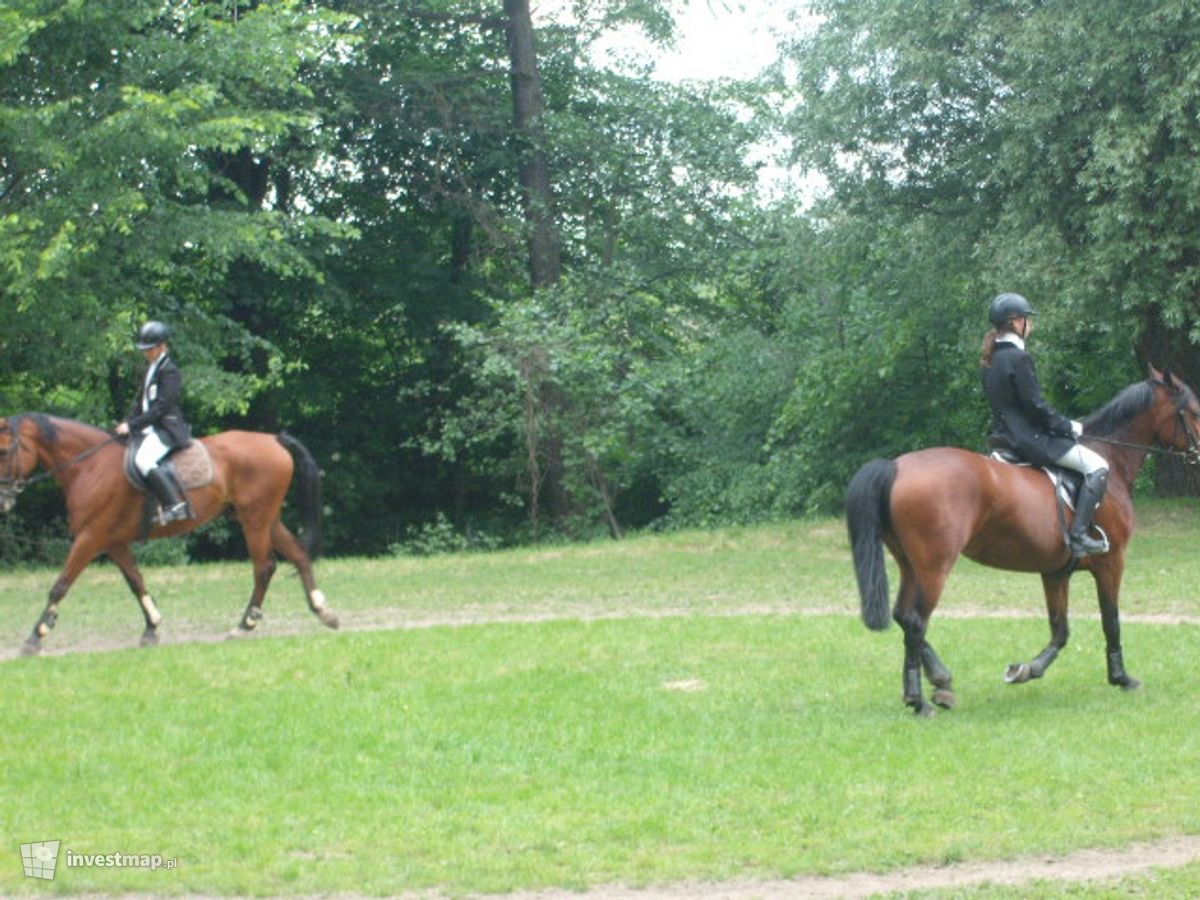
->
<box><xmin>20</xmin><ymin>841</ymin><xmax>60</xmax><ymax>880</ymax></box>
<box><xmin>19</xmin><ymin>841</ymin><xmax>177</xmax><ymax>879</ymax></box>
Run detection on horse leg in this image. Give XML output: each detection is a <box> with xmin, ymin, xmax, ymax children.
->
<box><xmin>229</xmin><ymin>525</ymin><xmax>276</xmax><ymax>638</ymax></box>
<box><xmin>270</xmin><ymin>519</ymin><xmax>338</xmax><ymax>629</ymax></box>
<box><xmin>893</xmin><ymin>562</ymin><xmax>949</xmax><ymax>717</ymax></box>
<box><xmin>21</xmin><ymin>536</ymin><xmax>100</xmax><ymax>655</ymax></box>
<box><xmin>1006</xmin><ymin>573</ymin><xmax>1071</xmax><ymax>684</ymax></box>
<box><xmin>106</xmin><ymin>544</ymin><xmax>163</xmax><ymax>647</ymax></box>
<box><xmin>921</xmin><ymin>643</ymin><xmax>955</xmax><ymax>709</ymax></box>
<box><xmin>1092</xmin><ymin>554</ymin><xmax>1140</xmax><ymax>690</ymax></box>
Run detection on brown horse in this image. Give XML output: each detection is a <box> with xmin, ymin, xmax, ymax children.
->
<box><xmin>846</xmin><ymin>367</ymin><xmax>1200</xmax><ymax>716</ymax></box>
<box><xmin>0</xmin><ymin>413</ymin><xmax>339</xmax><ymax>654</ymax></box>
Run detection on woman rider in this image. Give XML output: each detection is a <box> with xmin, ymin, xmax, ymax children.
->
<box><xmin>981</xmin><ymin>292</ymin><xmax>1109</xmax><ymax>556</ymax></box>
<box><xmin>115</xmin><ymin>320</ymin><xmax>194</xmax><ymax>524</ymax></box>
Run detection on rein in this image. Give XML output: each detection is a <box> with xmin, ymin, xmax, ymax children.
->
<box><xmin>0</xmin><ymin>421</ymin><xmax>121</xmax><ymax>495</ymax></box>
<box><xmin>1084</xmin><ymin>407</ymin><xmax>1200</xmax><ymax>466</ymax></box>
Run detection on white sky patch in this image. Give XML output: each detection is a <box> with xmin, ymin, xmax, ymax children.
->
<box><xmin>588</xmin><ymin>1</ymin><xmax>812</xmax><ymax>84</ymax></box>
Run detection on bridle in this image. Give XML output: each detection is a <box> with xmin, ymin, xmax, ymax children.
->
<box><xmin>0</xmin><ymin>418</ymin><xmax>31</xmax><ymax>508</ymax></box>
<box><xmin>0</xmin><ymin>417</ymin><xmax>120</xmax><ymax>507</ymax></box>
<box><xmin>1085</xmin><ymin>388</ymin><xmax>1200</xmax><ymax>467</ymax></box>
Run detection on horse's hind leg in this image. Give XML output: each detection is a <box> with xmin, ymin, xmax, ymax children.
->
<box><xmin>21</xmin><ymin>536</ymin><xmax>100</xmax><ymax>655</ymax></box>
<box><xmin>270</xmin><ymin>519</ymin><xmax>338</xmax><ymax>630</ymax></box>
<box><xmin>921</xmin><ymin>643</ymin><xmax>955</xmax><ymax>709</ymax></box>
<box><xmin>107</xmin><ymin>544</ymin><xmax>163</xmax><ymax>647</ymax></box>
<box><xmin>1006</xmin><ymin>573</ymin><xmax>1071</xmax><ymax>685</ymax></box>
<box><xmin>894</xmin><ymin>562</ymin><xmax>952</xmax><ymax>716</ymax></box>
<box><xmin>227</xmin><ymin>514</ymin><xmax>276</xmax><ymax>638</ymax></box>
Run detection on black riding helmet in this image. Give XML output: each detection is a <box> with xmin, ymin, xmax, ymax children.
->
<box><xmin>135</xmin><ymin>320</ymin><xmax>170</xmax><ymax>350</ymax></box>
<box><xmin>988</xmin><ymin>292</ymin><xmax>1035</xmax><ymax>328</ymax></box>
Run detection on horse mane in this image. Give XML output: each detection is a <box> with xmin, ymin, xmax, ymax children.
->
<box><xmin>1082</xmin><ymin>381</ymin><xmax>1154</xmax><ymax>438</ymax></box>
<box><xmin>15</xmin><ymin>413</ymin><xmax>109</xmax><ymax>447</ymax></box>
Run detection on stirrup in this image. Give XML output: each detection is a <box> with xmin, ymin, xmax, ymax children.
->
<box><xmin>1070</xmin><ymin>525</ymin><xmax>1110</xmax><ymax>557</ymax></box>
<box><xmin>156</xmin><ymin>502</ymin><xmax>192</xmax><ymax>525</ymax></box>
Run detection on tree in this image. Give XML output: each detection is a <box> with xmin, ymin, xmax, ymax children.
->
<box><xmin>782</xmin><ymin>0</ymin><xmax>1200</xmax><ymax>493</ymax></box>
<box><xmin>0</xmin><ymin>0</ymin><xmax>355</xmax><ymax>422</ymax></box>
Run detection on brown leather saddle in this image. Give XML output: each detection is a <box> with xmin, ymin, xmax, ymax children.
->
<box><xmin>124</xmin><ymin>440</ymin><xmax>215</xmax><ymax>493</ymax></box>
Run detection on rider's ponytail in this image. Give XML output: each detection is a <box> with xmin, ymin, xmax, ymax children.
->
<box><xmin>980</xmin><ymin>328</ymin><xmax>1001</xmax><ymax>366</ymax></box>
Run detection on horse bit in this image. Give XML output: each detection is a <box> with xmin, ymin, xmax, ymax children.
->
<box><xmin>0</xmin><ymin>418</ymin><xmax>118</xmax><ymax>512</ymax></box>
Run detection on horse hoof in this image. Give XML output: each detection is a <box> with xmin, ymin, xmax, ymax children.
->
<box><xmin>1005</xmin><ymin>663</ymin><xmax>1031</xmax><ymax>684</ymax></box>
<box><xmin>931</xmin><ymin>688</ymin><xmax>956</xmax><ymax>709</ymax></box>
<box><xmin>225</xmin><ymin>627</ymin><xmax>252</xmax><ymax>640</ymax></box>
<box><xmin>914</xmin><ymin>702</ymin><xmax>937</xmax><ymax>719</ymax></box>
<box><xmin>19</xmin><ymin>639</ymin><xmax>41</xmax><ymax>657</ymax></box>
<box><xmin>1116</xmin><ymin>675</ymin><xmax>1143</xmax><ymax>691</ymax></box>
<box><xmin>139</xmin><ymin>629</ymin><xmax>159</xmax><ymax>648</ymax></box>
<box><xmin>317</xmin><ymin>609</ymin><xmax>340</xmax><ymax>630</ymax></box>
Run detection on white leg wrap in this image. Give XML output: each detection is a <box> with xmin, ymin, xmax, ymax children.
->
<box><xmin>140</xmin><ymin>594</ymin><xmax>163</xmax><ymax>627</ymax></box>
<box><xmin>309</xmin><ymin>589</ymin><xmax>328</xmax><ymax>611</ymax></box>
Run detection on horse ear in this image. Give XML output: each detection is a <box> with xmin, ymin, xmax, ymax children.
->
<box><xmin>1148</xmin><ymin>363</ymin><xmax>1165</xmax><ymax>384</ymax></box>
<box><xmin>1163</xmin><ymin>368</ymin><xmax>1179</xmax><ymax>389</ymax></box>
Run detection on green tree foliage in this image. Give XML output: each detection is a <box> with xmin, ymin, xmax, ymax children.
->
<box><xmin>770</xmin><ymin>0</ymin><xmax>1200</xmax><ymax>499</ymax></box>
<box><xmin>8</xmin><ymin>0</ymin><xmax>1197</xmax><ymax>560</ymax></box>
<box><xmin>0</xmin><ymin>0</ymin><xmax>355</xmax><ymax>420</ymax></box>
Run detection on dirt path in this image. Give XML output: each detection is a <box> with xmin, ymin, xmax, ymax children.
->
<box><xmin>65</xmin><ymin>835</ymin><xmax>1200</xmax><ymax>900</ymax></box>
<box><xmin>503</xmin><ymin>835</ymin><xmax>1200</xmax><ymax>899</ymax></box>
<box><xmin>4</xmin><ymin>601</ymin><xmax>1198</xmax><ymax>662</ymax></box>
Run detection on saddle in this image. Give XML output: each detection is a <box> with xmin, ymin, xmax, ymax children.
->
<box><xmin>124</xmin><ymin>441</ymin><xmax>215</xmax><ymax>493</ymax></box>
<box><xmin>989</xmin><ymin>449</ymin><xmax>1083</xmax><ymax>510</ymax></box>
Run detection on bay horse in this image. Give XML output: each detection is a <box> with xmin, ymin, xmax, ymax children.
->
<box><xmin>0</xmin><ymin>414</ymin><xmax>340</xmax><ymax>655</ymax></box>
<box><xmin>846</xmin><ymin>367</ymin><xmax>1200</xmax><ymax>716</ymax></box>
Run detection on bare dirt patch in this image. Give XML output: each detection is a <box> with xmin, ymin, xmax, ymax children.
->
<box><xmin>504</xmin><ymin>835</ymin><xmax>1200</xmax><ymax>899</ymax></box>
<box><xmin>4</xmin><ymin>601</ymin><xmax>1198</xmax><ymax>663</ymax></box>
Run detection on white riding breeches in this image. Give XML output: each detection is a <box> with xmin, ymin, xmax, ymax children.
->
<box><xmin>134</xmin><ymin>429</ymin><xmax>171</xmax><ymax>476</ymax></box>
<box><xmin>1054</xmin><ymin>442</ymin><xmax>1108</xmax><ymax>476</ymax></box>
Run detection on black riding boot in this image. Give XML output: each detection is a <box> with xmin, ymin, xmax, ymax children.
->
<box><xmin>144</xmin><ymin>466</ymin><xmax>192</xmax><ymax>524</ymax></box>
<box><xmin>1069</xmin><ymin>470</ymin><xmax>1109</xmax><ymax>557</ymax></box>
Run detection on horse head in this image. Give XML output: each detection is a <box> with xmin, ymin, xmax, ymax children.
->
<box><xmin>1147</xmin><ymin>365</ymin><xmax>1200</xmax><ymax>463</ymax></box>
<box><xmin>0</xmin><ymin>415</ymin><xmax>39</xmax><ymax>514</ymax></box>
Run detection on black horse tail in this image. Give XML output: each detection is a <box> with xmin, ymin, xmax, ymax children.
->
<box><xmin>277</xmin><ymin>433</ymin><xmax>323</xmax><ymax>560</ymax></box>
<box><xmin>846</xmin><ymin>458</ymin><xmax>897</xmax><ymax>631</ymax></box>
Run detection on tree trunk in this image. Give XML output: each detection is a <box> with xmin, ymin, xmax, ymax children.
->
<box><xmin>504</xmin><ymin>0</ymin><xmax>570</xmax><ymax>528</ymax></box>
<box><xmin>503</xmin><ymin>0</ymin><xmax>561</xmax><ymax>289</ymax></box>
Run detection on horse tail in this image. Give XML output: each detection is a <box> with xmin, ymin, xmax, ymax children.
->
<box><xmin>845</xmin><ymin>458</ymin><xmax>896</xmax><ymax>631</ymax></box>
<box><xmin>277</xmin><ymin>433</ymin><xmax>323</xmax><ymax>560</ymax></box>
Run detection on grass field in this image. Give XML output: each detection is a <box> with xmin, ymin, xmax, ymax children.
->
<box><xmin>1</xmin><ymin>501</ymin><xmax>1199</xmax><ymax>896</ymax></box>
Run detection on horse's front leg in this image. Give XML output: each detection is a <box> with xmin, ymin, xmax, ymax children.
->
<box><xmin>1006</xmin><ymin>573</ymin><xmax>1070</xmax><ymax>684</ymax></box>
<box><xmin>106</xmin><ymin>544</ymin><xmax>163</xmax><ymax>647</ymax></box>
<box><xmin>21</xmin><ymin>536</ymin><xmax>100</xmax><ymax>655</ymax></box>
<box><xmin>1093</xmin><ymin>554</ymin><xmax>1140</xmax><ymax>690</ymax></box>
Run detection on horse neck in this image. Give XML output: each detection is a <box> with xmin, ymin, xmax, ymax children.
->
<box><xmin>28</xmin><ymin>416</ymin><xmax>109</xmax><ymax>472</ymax></box>
<box><xmin>1091</xmin><ymin>404</ymin><xmax>1163</xmax><ymax>492</ymax></box>
<box><xmin>1098</xmin><ymin>442</ymin><xmax>1147</xmax><ymax>494</ymax></box>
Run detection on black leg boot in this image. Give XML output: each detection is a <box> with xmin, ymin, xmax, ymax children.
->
<box><xmin>144</xmin><ymin>467</ymin><xmax>193</xmax><ymax>524</ymax></box>
<box><xmin>1069</xmin><ymin>470</ymin><xmax>1109</xmax><ymax>557</ymax></box>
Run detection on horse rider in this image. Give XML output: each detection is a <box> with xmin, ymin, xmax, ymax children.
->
<box><xmin>115</xmin><ymin>320</ymin><xmax>194</xmax><ymax>524</ymax></box>
<box><xmin>980</xmin><ymin>292</ymin><xmax>1109</xmax><ymax>556</ymax></box>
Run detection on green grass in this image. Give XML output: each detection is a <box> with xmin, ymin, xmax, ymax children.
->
<box><xmin>1</xmin><ymin>501</ymin><xmax>1199</xmax><ymax>895</ymax></box>
<box><xmin>2</xmin><ymin>615</ymin><xmax>1200</xmax><ymax>896</ymax></box>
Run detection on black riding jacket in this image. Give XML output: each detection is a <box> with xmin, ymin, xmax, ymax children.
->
<box><xmin>982</xmin><ymin>339</ymin><xmax>1075</xmax><ymax>467</ymax></box>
